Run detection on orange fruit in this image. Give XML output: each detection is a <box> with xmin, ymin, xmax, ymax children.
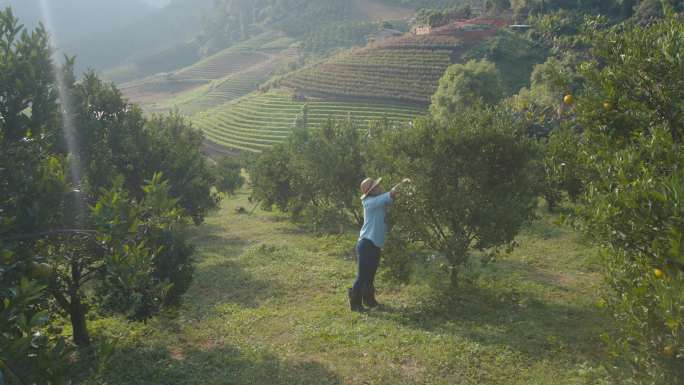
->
<box><xmin>663</xmin><ymin>345</ymin><xmax>675</xmax><ymax>358</ymax></box>
<box><xmin>654</xmin><ymin>268</ymin><xmax>664</xmax><ymax>279</ymax></box>
<box><xmin>563</xmin><ymin>94</ymin><xmax>574</xmax><ymax>105</ymax></box>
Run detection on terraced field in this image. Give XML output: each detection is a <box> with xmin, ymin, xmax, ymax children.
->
<box><xmin>121</xmin><ymin>33</ymin><xmax>296</xmax><ymax>113</ymax></box>
<box><xmin>282</xmin><ymin>36</ymin><xmax>461</xmax><ymax>105</ymax></box>
<box><xmin>166</xmin><ymin>49</ymin><xmax>298</xmax><ymax>114</ymax></box>
<box><xmin>119</xmin><ymin>76</ymin><xmax>206</xmax><ymax>110</ymax></box>
<box><xmin>171</xmin><ymin>32</ymin><xmax>293</xmax><ymax>82</ymax></box>
<box><xmin>193</xmin><ymin>91</ymin><xmax>424</xmax><ymax>152</ymax></box>
<box><xmin>281</xmin><ymin>19</ymin><xmax>505</xmax><ymax>105</ymax></box>
<box><xmin>171</xmin><ymin>51</ymin><xmax>270</xmax><ymax>81</ymax></box>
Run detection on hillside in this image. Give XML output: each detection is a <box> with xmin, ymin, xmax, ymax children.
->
<box><xmin>150</xmin><ymin>17</ymin><xmax>511</xmax><ymax>154</ymax></box>
<box><xmin>352</xmin><ymin>0</ymin><xmax>416</xmax><ymax>19</ymax></box>
<box><xmin>116</xmin><ymin>5</ymin><xmax>512</xmax><ymax>155</ymax></box>
<box><xmin>281</xmin><ymin>18</ymin><xmax>506</xmax><ymax>106</ymax></box>
<box><xmin>193</xmin><ymin>90</ymin><xmax>424</xmax><ymax>152</ymax></box>
<box><xmin>166</xmin><ymin>54</ymin><xmax>295</xmax><ymax>115</ymax></box>
<box><xmin>120</xmin><ymin>33</ymin><xmax>296</xmax><ymax>112</ymax></box>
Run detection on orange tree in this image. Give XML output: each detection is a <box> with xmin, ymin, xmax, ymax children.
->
<box><xmin>366</xmin><ymin>107</ymin><xmax>543</xmax><ymax>286</ymax></box>
<box><xmin>0</xmin><ymin>8</ymin><xmax>71</xmax><ymax>383</ymax></box>
<box><xmin>41</xmin><ymin>66</ymin><xmax>207</xmax><ymax>347</ymax></box>
<box><xmin>566</xmin><ymin>10</ymin><xmax>684</xmax><ymax>383</ymax></box>
<box><xmin>249</xmin><ymin>118</ymin><xmax>365</xmax><ymax>232</ymax></box>
<box><xmin>1</xmin><ymin>11</ymin><xmax>217</xmax><ymax>379</ymax></box>
<box><xmin>430</xmin><ymin>59</ymin><xmax>504</xmax><ymax>126</ymax></box>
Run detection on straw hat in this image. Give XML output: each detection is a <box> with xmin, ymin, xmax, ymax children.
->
<box><xmin>360</xmin><ymin>177</ymin><xmax>382</xmax><ymax>200</ymax></box>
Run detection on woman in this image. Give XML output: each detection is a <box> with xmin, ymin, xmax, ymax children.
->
<box><xmin>348</xmin><ymin>177</ymin><xmax>410</xmax><ymax>312</ymax></box>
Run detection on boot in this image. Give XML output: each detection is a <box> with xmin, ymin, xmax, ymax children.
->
<box><xmin>348</xmin><ymin>287</ymin><xmax>366</xmax><ymax>312</ymax></box>
<box><xmin>362</xmin><ymin>284</ymin><xmax>379</xmax><ymax>308</ymax></box>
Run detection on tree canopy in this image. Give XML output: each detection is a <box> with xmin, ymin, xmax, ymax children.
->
<box><xmin>430</xmin><ymin>59</ymin><xmax>504</xmax><ymax>125</ymax></box>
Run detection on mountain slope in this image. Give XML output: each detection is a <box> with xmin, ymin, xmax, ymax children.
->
<box><xmin>192</xmin><ymin>90</ymin><xmax>424</xmax><ymax>152</ymax></box>
<box><xmin>351</xmin><ymin>0</ymin><xmax>416</xmax><ymax>19</ymax></box>
<box><xmin>119</xmin><ymin>32</ymin><xmax>296</xmax><ymax>113</ymax></box>
<box><xmin>281</xmin><ymin>18</ymin><xmax>506</xmax><ymax>106</ymax></box>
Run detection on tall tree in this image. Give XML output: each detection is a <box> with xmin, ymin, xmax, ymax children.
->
<box><xmin>552</xmin><ymin>10</ymin><xmax>684</xmax><ymax>382</ymax></box>
<box><xmin>0</xmin><ymin>7</ymin><xmax>70</xmax><ymax>382</ymax></box>
<box><xmin>2</xmin><ymin>7</ymin><xmax>218</xmax><ymax>351</ymax></box>
<box><xmin>430</xmin><ymin>59</ymin><xmax>504</xmax><ymax>126</ymax></box>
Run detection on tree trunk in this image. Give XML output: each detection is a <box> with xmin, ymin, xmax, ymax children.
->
<box><xmin>70</xmin><ymin>294</ymin><xmax>90</xmax><ymax>347</ymax></box>
<box><xmin>69</xmin><ymin>260</ymin><xmax>90</xmax><ymax>347</ymax></box>
<box><xmin>449</xmin><ymin>267</ymin><xmax>459</xmax><ymax>288</ymax></box>
<box><xmin>446</xmin><ymin>243</ymin><xmax>468</xmax><ymax>288</ymax></box>
<box><xmin>546</xmin><ymin>195</ymin><xmax>557</xmax><ymax>213</ymax></box>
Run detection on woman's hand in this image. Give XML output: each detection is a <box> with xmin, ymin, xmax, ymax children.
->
<box><xmin>390</xmin><ymin>178</ymin><xmax>412</xmax><ymax>199</ymax></box>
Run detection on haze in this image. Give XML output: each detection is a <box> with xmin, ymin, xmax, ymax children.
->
<box><xmin>0</xmin><ymin>0</ymin><xmax>210</xmax><ymax>73</ymax></box>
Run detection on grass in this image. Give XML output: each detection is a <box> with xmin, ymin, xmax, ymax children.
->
<box><xmin>79</xmin><ymin>189</ymin><xmax>617</xmax><ymax>385</ymax></box>
<box><xmin>193</xmin><ymin>90</ymin><xmax>425</xmax><ymax>153</ymax></box>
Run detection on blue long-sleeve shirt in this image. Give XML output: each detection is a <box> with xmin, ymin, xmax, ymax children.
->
<box><xmin>359</xmin><ymin>192</ymin><xmax>393</xmax><ymax>248</ymax></box>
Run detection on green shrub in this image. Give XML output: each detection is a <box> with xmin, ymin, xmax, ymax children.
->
<box><xmin>0</xmin><ymin>274</ymin><xmax>70</xmax><ymax>385</ymax></box>
<box><xmin>503</xmin><ymin>54</ymin><xmax>583</xmax><ymax>137</ymax></box>
<box><xmin>93</xmin><ymin>174</ymin><xmax>194</xmax><ymax>319</ymax></box>
<box><xmin>213</xmin><ymin>156</ymin><xmax>245</xmax><ymax>195</ymax></box>
<box><xmin>379</xmin><ymin>226</ymin><xmax>415</xmax><ymax>283</ymax></box>
<box><xmin>579</xmin><ymin>129</ymin><xmax>684</xmax><ymax>383</ymax></box>
<box><xmin>249</xmin><ymin>142</ymin><xmax>299</xmax><ymax>213</ymax></box>
<box><xmin>1</xmin><ymin>6</ymin><xmax>212</xmax><ymax>354</ymax></box>
<box><xmin>249</xmin><ymin>119</ymin><xmax>365</xmax><ymax>232</ymax></box>
<box><xmin>369</xmin><ymin>108</ymin><xmax>543</xmax><ymax>286</ymax></box>
<box><xmin>0</xmin><ymin>8</ymin><xmax>71</xmax><ymax>381</ymax></box>
<box><xmin>430</xmin><ymin>59</ymin><xmax>504</xmax><ymax>125</ymax></box>
<box><xmin>463</xmin><ymin>29</ymin><xmax>549</xmax><ymax>95</ymax></box>
<box><xmin>566</xmin><ymin>12</ymin><xmax>684</xmax><ymax>382</ymax></box>
<box><xmin>415</xmin><ymin>5</ymin><xmax>472</xmax><ymax>27</ymax></box>
<box><xmin>144</xmin><ymin>113</ymin><xmax>220</xmax><ymax>225</ymax></box>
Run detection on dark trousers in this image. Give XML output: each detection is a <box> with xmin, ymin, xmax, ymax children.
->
<box><xmin>353</xmin><ymin>238</ymin><xmax>381</xmax><ymax>292</ymax></box>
